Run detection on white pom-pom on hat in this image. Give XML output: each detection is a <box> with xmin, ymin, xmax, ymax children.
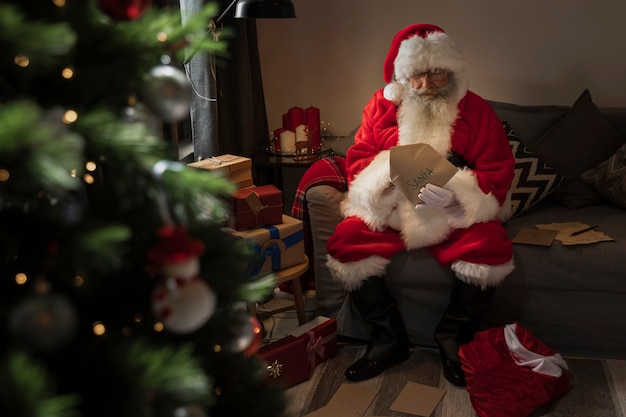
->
<box><xmin>383</xmin><ymin>82</ymin><xmax>405</xmax><ymax>104</ymax></box>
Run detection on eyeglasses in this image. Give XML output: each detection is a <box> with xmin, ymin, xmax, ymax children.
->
<box><xmin>410</xmin><ymin>68</ymin><xmax>449</xmax><ymax>81</ymax></box>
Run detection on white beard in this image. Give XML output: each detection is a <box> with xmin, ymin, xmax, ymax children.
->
<box><xmin>396</xmin><ymin>78</ymin><xmax>461</xmax><ymax>156</ymax></box>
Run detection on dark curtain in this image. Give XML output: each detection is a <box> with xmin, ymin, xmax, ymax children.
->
<box><xmin>217</xmin><ymin>12</ymin><xmax>270</xmax><ymax>157</ymax></box>
<box><xmin>181</xmin><ymin>0</ymin><xmax>269</xmax><ymax>160</ymax></box>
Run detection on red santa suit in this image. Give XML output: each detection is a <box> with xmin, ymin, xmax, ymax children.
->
<box><xmin>327</xmin><ymin>24</ymin><xmax>515</xmax><ymax>292</ymax></box>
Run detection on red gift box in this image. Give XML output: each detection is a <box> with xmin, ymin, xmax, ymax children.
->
<box><xmin>290</xmin><ymin>316</ymin><xmax>338</xmax><ymax>369</ymax></box>
<box><xmin>231</xmin><ymin>185</ymin><xmax>283</xmax><ymax>231</ymax></box>
<box><xmin>257</xmin><ymin>335</ymin><xmax>311</xmax><ymax>388</ymax></box>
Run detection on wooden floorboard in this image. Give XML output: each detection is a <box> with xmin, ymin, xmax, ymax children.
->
<box><xmin>283</xmin><ymin>344</ymin><xmax>624</xmax><ymax>417</ymax></box>
<box><xmin>261</xmin><ymin>295</ymin><xmax>625</xmax><ymax>417</ymax></box>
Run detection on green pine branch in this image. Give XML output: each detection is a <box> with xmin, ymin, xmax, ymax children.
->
<box><xmin>0</xmin><ymin>351</ymin><xmax>80</xmax><ymax>417</ymax></box>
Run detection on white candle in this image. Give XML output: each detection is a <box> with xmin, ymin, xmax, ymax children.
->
<box><xmin>280</xmin><ymin>130</ymin><xmax>296</xmax><ymax>154</ymax></box>
<box><xmin>295</xmin><ymin>124</ymin><xmax>309</xmax><ymax>154</ymax></box>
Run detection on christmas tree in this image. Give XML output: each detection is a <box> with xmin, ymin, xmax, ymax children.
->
<box><xmin>0</xmin><ymin>1</ymin><xmax>285</xmax><ymax>416</ymax></box>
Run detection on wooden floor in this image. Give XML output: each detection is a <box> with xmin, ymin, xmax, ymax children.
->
<box><xmin>259</xmin><ymin>294</ymin><xmax>626</xmax><ymax>417</ymax></box>
<box><xmin>282</xmin><ymin>344</ymin><xmax>626</xmax><ymax>417</ymax></box>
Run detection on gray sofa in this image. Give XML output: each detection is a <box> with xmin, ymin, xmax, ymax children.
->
<box><xmin>306</xmin><ymin>89</ymin><xmax>626</xmax><ymax>360</ymax></box>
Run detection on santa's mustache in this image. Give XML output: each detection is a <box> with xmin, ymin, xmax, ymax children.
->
<box><xmin>407</xmin><ymin>76</ymin><xmax>457</xmax><ymax>102</ymax></box>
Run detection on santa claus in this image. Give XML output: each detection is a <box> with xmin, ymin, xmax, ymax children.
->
<box><xmin>326</xmin><ymin>24</ymin><xmax>516</xmax><ymax>385</ymax></box>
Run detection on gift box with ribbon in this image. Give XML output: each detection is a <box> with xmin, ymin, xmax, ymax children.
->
<box><xmin>257</xmin><ymin>335</ymin><xmax>311</xmax><ymax>388</ymax></box>
<box><xmin>188</xmin><ymin>154</ymin><xmax>253</xmax><ymax>189</ymax></box>
<box><xmin>231</xmin><ymin>184</ymin><xmax>283</xmax><ymax>231</ymax></box>
<box><xmin>290</xmin><ymin>316</ymin><xmax>338</xmax><ymax>369</ymax></box>
<box><xmin>232</xmin><ymin>214</ymin><xmax>305</xmax><ymax>274</ymax></box>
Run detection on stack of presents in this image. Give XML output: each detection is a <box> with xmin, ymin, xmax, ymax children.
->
<box><xmin>188</xmin><ymin>154</ymin><xmax>338</xmax><ymax>387</ymax></box>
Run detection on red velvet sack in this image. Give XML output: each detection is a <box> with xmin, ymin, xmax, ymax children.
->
<box><xmin>459</xmin><ymin>323</ymin><xmax>571</xmax><ymax>417</ymax></box>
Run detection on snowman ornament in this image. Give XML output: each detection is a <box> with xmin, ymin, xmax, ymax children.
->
<box><xmin>148</xmin><ymin>226</ymin><xmax>216</xmax><ymax>334</ymax></box>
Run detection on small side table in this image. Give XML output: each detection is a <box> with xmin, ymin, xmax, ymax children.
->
<box><xmin>248</xmin><ymin>255</ymin><xmax>309</xmax><ymax>325</ymax></box>
<box><xmin>253</xmin><ymin>151</ymin><xmax>333</xmax><ymax>214</ymax></box>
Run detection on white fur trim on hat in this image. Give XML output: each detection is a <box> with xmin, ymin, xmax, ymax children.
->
<box><xmin>393</xmin><ymin>31</ymin><xmax>466</xmax><ymax>84</ymax></box>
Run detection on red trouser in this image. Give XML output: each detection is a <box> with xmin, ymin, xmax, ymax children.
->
<box><xmin>327</xmin><ymin>216</ymin><xmax>512</xmax><ymax>267</ymax></box>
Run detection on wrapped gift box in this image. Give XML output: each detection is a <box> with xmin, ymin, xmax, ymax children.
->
<box><xmin>188</xmin><ymin>154</ymin><xmax>253</xmax><ymax>188</ymax></box>
<box><xmin>231</xmin><ymin>185</ymin><xmax>283</xmax><ymax>231</ymax></box>
<box><xmin>257</xmin><ymin>335</ymin><xmax>311</xmax><ymax>388</ymax></box>
<box><xmin>290</xmin><ymin>316</ymin><xmax>338</xmax><ymax>369</ymax></box>
<box><xmin>232</xmin><ymin>214</ymin><xmax>305</xmax><ymax>274</ymax></box>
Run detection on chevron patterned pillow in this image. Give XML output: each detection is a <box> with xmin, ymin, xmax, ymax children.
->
<box><xmin>580</xmin><ymin>143</ymin><xmax>626</xmax><ymax>208</ymax></box>
<box><xmin>505</xmin><ymin>122</ymin><xmax>565</xmax><ymax>218</ymax></box>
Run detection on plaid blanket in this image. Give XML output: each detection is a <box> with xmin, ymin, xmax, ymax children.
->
<box><xmin>282</xmin><ymin>156</ymin><xmax>347</xmax><ymax>292</ymax></box>
<box><xmin>291</xmin><ymin>156</ymin><xmax>348</xmax><ymax>222</ymax></box>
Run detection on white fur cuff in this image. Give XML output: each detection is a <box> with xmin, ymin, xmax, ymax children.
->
<box><xmin>326</xmin><ymin>255</ymin><xmax>390</xmax><ymax>292</ymax></box>
<box><xmin>452</xmin><ymin>259</ymin><xmax>515</xmax><ymax>288</ymax></box>
<box><xmin>445</xmin><ymin>169</ymin><xmax>500</xmax><ymax>229</ymax></box>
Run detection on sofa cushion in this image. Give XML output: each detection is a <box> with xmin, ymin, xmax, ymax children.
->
<box><xmin>548</xmin><ymin>179</ymin><xmax>606</xmax><ymax>209</ymax></box>
<box><xmin>580</xmin><ymin>143</ymin><xmax>626</xmax><ymax>208</ymax></box>
<box><xmin>488</xmin><ymin>100</ymin><xmax>569</xmax><ymax>148</ymax></box>
<box><xmin>330</xmin><ymin>125</ymin><xmax>360</xmax><ymax>157</ymax></box>
<box><xmin>530</xmin><ymin>89</ymin><xmax>624</xmax><ymax>181</ymax></box>
<box><xmin>505</xmin><ymin>122</ymin><xmax>564</xmax><ymax>218</ymax></box>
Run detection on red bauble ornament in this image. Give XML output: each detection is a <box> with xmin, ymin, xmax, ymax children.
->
<box><xmin>99</xmin><ymin>0</ymin><xmax>152</xmax><ymax>20</ymax></box>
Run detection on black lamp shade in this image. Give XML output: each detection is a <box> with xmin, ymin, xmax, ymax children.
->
<box><xmin>234</xmin><ymin>0</ymin><xmax>296</xmax><ymax>19</ymax></box>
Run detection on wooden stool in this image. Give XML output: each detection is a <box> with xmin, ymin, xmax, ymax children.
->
<box><xmin>248</xmin><ymin>255</ymin><xmax>309</xmax><ymax>325</ymax></box>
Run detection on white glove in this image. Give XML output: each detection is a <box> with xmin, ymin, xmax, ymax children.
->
<box><xmin>416</xmin><ymin>183</ymin><xmax>457</xmax><ymax>208</ymax></box>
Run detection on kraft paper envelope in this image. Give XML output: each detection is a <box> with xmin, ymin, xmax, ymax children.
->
<box><xmin>389</xmin><ymin>382</ymin><xmax>446</xmax><ymax>417</ymax></box>
<box><xmin>304</xmin><ymin>384</ymin><xmax>379</xmax><ymax>417</ymax></box>
<box><xmin>535</xmin><ymin>222</ymin><xmax>613</xmax><ymax>245</ymax></box>
<box><xmin>390</xmin><ymin>143</ymin><xmax>457</xmax><ymax>205</ymax></box>
<box><xmin>512</xmin><ymin>228</ymin><xmax>559</xmax><ymax>246</ymax></box>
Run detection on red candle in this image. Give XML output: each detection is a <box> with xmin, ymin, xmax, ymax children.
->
<box><xmin>273</xmin><ymin>127</ymin><xmax>287</xmax><ymax>153</ymax></box>
<box><xmin>288</xmin><ymin>106</ymin><xmax>304</xmax><ymax>131</ymax></box>
<box><xmin>282</xmin><ymin>113</ymin><xmax>291</xmax><ymax>130</ymax></box>
<box><xmin>305</xmin><ymin>106</ymin><xmax>321</xmax><ymax>151</ymax></box>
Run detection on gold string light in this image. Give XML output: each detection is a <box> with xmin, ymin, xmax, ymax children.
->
<box><xmin>62</xmin><ymin>110</ymin><xmax>78</xmax><ymax>124</ymax></box>
<box><xmin>14</xmin><ymin>55</ymin><xmax>29</xmax><ymax>68</ymax></box>
<box><xmin>92</xmin><ymin>321</ymin><xmax>106</xmax><ymax>336</ymax></box>
<box><xmin>61</xmin><ymin>67</ymin><xmax>74</xmax><ymax>80</ymax></box>
<box><xmin>83</xmin><ymin>173</ymin><xmax>95</xmax><ymax>184</ymax></box>
<box><xmin>15</xmin><ymin>273</ymin><xmax>28</xmax><ymax>285</ymax></box>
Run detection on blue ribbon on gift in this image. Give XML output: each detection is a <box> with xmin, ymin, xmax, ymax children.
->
<box><xmin>248</xmin><ymin>226</ymin><xmax>304</xmax><ymax>275</ymax></box>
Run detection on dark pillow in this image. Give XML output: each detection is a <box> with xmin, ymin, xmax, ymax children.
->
<box><xmin>548</xmin><ymin>179</ymin><xmax>606</xmax><ymax>209</ymax></box>
<box><xmin>488</xmin><ymin>100</ymin><xmax>569</xmax><ymax>148</ymax></box>
<box><xmin>530</xmin><ymin>89</ymin><xmax>624</xmax><ymax>180</ymax></box>
<box><xmin>580</xmin><ymin>143</ymin><xmax>626</xmax><ymax>208</ymax></box>
<box><xmin>504</xmin><ymin>122</ymin><xmax>565</xmax><ymax>218</ymax></box>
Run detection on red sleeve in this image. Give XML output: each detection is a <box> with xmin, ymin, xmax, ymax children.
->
<box><xmin>345</xmin><ymin>90</ymin><xmax>400</xmax><ymax>183</ymax></box>
<box><xmin>451</xmin><ymin>92</ymin><xmax>514</xmax><ymax>205</ymax></box>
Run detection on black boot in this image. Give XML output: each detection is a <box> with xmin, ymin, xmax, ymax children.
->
<box><xmin>345</xmin><ymin>276</ymin><xmax>410</xmax><ymax>381</ymax></box>
<box><xmin>435</xmin><ymin>279</ymin><xmax>495</xmax><ymax>387</ymax></box>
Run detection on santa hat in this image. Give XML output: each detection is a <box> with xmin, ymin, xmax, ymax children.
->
<box><xmin>383</xmin><ymin>23</ymin><xmax>467</xmax><ymax>103</ymax></box>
